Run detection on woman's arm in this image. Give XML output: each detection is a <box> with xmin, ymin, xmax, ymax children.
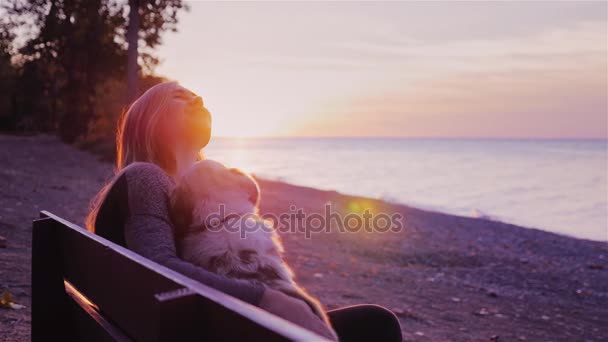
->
<box><xmin>125</xmin><ymin>214</ymin><xmax>336</xmax><ymax>339</ymax></box>
<box><xmin>121</xmin><ymin>163</ymin><xmax>336</xmax><ymax>340</ymax></box>
<box><xmin>123</xmin><ymin>162</ymin><xmax>265</xmax><ymax>305</ymax></box>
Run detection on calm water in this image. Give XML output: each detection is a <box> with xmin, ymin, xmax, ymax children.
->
<box><xmin>204</xmin><ymin>138</ymin><xmax>607</xmax><ymax>241</ymax></box>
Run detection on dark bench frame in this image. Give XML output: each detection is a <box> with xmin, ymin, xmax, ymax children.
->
<box><xmin>32</xmin><ymin>211</ymin><xmax>328</xmax><ymax>341</ymax></box>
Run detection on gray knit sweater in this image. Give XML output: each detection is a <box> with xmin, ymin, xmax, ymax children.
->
<box><xmin>94</xmin><ymin>162</ymin><xmax>265</xmax><ymax>305</ymax></box>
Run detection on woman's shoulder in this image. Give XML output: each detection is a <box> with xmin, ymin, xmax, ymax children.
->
<box><xmin>121</xmin><ymin>162</ymin><xmax>175</xmax><ymax>192</ymax></box>
<box><xmin>120</xmin><ymin>162</ymin><xmax>175</xmax><ymax>217</ymax></box>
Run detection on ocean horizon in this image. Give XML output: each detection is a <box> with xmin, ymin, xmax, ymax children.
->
<box><xmin>204</xmin><ymin>137</ymin><xmax>607</xmax><ymax>242</ymax></box>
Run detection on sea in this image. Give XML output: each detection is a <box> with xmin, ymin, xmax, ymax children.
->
<box><xmin>204</xmin><ymin>138</ymin><xmax>607</xmax><ymax>242</ymax></box>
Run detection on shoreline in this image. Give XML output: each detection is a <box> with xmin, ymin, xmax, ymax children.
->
<box><xmin>1</xmin><ymin>134</ymin><xmax>607</xmax><ymax>341</ymax></box>
<box><xmin>207</xmin><ymin>137</ymin><xmax>607</xmax><ymax>243</ymax></box>
<box><xmin>254</xmin><ymin>174</ymin><xmax>604</xmax><ymax>244</ymax></box>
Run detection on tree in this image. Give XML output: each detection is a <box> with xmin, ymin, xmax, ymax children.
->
<box><xmin>0</xmin><ymin>0</ymin><xmax>188</xmax><ymax>142</ymax></box>
<box><xmin>0</xmin><ymin>17</ymin><xmax>18</xmax><ymax>130</ymax></box>
<box><xmin>127</xmin><ymin>0</ymin><xmax>187</xmax><ymax>103</ymax></box>
<box><xmin>127</xmin><ymin>0</ymin><xmax>140</xmax><ymax>103</ymax></box>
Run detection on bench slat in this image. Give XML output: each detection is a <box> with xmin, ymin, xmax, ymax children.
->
<box><xmin>32</xmin><ymin>216</ymin><xmax>71</xmax><ymax>341</ymax></box>
<box><xmin>33</xmin><ymin>211</ymin><xmax>329</xmax><ymax>342</ymax></box>
<box><xmin>154</xmin><ymin>288</ymin><xmax>296</xmax><ymax>341</ymax></box>
<box><xmin>64</xmin><ymin>280</ymin><xmax>132</xmax><ymax>342</ymax></box>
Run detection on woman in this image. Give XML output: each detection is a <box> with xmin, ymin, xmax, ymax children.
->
<box><xmin>86</xmin><ymin>82</ymin><xmax>402</xmax><ymax>342</ymax></box>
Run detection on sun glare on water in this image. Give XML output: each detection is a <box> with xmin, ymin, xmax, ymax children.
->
<box><xmin>202</xmin><ymin>137</ymin><xmax>256</xmax><ymax>173</ymax></box>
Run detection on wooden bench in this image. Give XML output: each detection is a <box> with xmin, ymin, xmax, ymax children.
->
<box><xmin>32</xmin><ymin>211</ymin><xmax>329</xmax><ymax>341</ymax></box>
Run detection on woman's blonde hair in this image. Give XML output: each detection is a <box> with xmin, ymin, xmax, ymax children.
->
<box><xmin>85</xmin><ymin>81</ymin><xmax>202</xmax><ymax>232</ymax></box>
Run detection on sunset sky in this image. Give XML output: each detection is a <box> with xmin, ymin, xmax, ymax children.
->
<box><xmin>156</xmin><ymin>1</ymin><xmax>607</xmax><ymax>138</ymax></box>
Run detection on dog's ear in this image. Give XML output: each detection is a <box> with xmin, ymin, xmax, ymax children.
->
<box><xmin>230</xmin><ymin>168</ymin><xmax>260</xmax><ymax>206</ymax></box>
<box><xmin>249</xmin><ymin>177</ymin><xmax>260</xmax><ymax>207</ymax></box>
<box><xmin>244</xmin><ymin>175</ymin><xmax>260</xmax><ymax>206</ymax></box>
<box><xmin>169</xmin><ymin>182</ymin><xmax>194</xmax><ymax>235</ymax></box>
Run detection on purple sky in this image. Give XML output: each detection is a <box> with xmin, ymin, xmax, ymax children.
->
<box><xmin>156</xmin><ymin>1</ymin><xmax>607</xmax><ymax>138</ymax></box>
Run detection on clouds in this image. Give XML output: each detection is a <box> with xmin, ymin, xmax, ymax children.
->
<box><xmin>157</xmin><ymin>1</ymin><xmax>607</xmax><ymax>138</ymax></box>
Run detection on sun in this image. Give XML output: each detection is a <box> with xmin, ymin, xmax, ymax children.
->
<box><xmin>209</xmin><ymin>105</ymin><xmax>293</xmax><ymax>138</ymax></box>
<box><xmin>212</xmin><ymin>117</ymin><xmax>272</xmax><ymax>138</ymax></box>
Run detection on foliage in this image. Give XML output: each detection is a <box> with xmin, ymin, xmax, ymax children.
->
<box><xmin>0</xmin><ymin>0</ymin><xmax>187</xmax><ymax>143</ymax></box>
<box><xmin>0</xmin><ymin>26</ymin><xmax>18</xmax><ymax>131</ymax></box>
<box><xmin>79</xmin><ymin>73</ymin><xmax>167</xmax><ymax>161</ymax></box>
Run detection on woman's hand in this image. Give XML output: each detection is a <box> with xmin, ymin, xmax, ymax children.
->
<box><xmin>259</xmin><ymin>288</ymin><xmax>337</xmax><ymax>341</ymax></box>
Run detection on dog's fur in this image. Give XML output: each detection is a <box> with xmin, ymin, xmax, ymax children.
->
<box><xmin>170</xmin><ymin>160</ymin><xmax>335</xmax><ymax>333</ymax></box>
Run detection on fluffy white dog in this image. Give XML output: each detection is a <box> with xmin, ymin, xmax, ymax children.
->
<box><xmin>169</xmin><ymin>160</ymin><xmax>335</xmax><ymax>333</ymax></box>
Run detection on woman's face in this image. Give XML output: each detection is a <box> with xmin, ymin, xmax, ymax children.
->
<box><xmin>174</xmin><ymin>88</ymin><xmax>212</xmax><ymax>151</ymax></box>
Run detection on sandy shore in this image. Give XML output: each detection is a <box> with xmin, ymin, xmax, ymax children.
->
<box><xmin>0</xmin><ymin>134</ymin><xmax>606</xmax><ymax>341</ymax></box>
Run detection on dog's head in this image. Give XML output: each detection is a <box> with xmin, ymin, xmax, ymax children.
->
<box><xmin>170</xmin><ymin>159</ymin><xmax>260</xmax><ymax>232</ymax></box>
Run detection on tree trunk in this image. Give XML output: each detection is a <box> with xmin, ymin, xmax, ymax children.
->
<box><xmin>127</xmin><ymin>0</ymin><xmax>140</xmax><ymax>103</ymax></box>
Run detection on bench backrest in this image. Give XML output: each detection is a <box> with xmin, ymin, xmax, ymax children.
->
<box><xmin>32</xmin><ymin>211</ymin><xmax>327</xmax><ymax>341</ymax></box>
